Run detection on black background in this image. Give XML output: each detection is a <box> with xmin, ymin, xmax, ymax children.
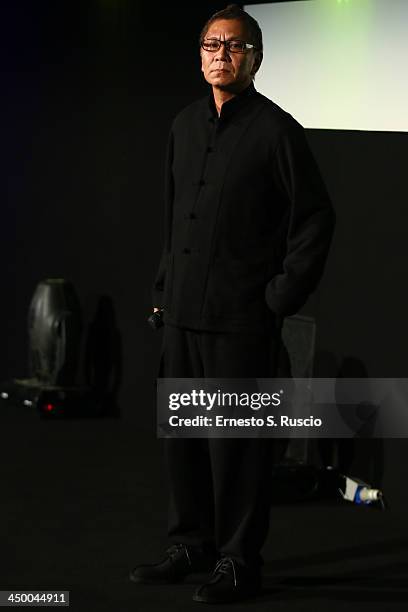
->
<box><xmin>2</xmin><ymin>0</ymin><xmax>408</xmax><ymax>557</ymax></box>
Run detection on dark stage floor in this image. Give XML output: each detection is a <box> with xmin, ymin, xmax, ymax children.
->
<box><xmin>1</xmin><ymin>411</ymin><xmax>407</xmax><ymax>611</ymax></box>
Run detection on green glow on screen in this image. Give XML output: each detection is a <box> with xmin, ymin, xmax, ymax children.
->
<box><xmin>318</xmin><ymin>0</ymin><xmax>374</xmax><ymax>117</ymax></box>
<box><xmin>246</xmin><ymin>0</ymin><xmax>407</xmax><ymax>131</ymax></box>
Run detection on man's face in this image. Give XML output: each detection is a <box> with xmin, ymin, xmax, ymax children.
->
<box><xmin>200</xmin><ymin>18</ymin><xmax>262</xmax><ymax>92</ymax></box>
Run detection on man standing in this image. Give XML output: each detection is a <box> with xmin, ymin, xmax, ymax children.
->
<box><xmin>131</xmin><ymin>4</ymin><xmax>335</xmax><ymax>604</ymax></box>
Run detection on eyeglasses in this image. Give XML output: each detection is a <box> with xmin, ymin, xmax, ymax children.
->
<box><xmin>201</xmin><ymin>38</ymin><xmax>257</xmax><ymax>54</ymax></box>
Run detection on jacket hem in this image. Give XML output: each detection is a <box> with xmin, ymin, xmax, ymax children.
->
<box><xmin>162</xmin><ymin>310</ymin><xmax>275</xmax><ymax>333</ymax></box>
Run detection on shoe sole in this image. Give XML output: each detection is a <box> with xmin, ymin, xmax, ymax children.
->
<box><xmin>129</xmin><ymin>563</ymin><xmax>217</xmax><ymax>586</ymax></box>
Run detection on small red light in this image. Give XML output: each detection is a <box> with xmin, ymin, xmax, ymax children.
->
<box><xmin>45</xmin><ymin>403</ymin><xmax>55</xmax><ymax>412</ymax></box>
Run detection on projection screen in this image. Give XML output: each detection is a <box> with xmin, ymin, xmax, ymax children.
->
<box><xmin>245</xmin><ymin>0</ymin><xmax>407</xmax><ymax>132</ymax></box>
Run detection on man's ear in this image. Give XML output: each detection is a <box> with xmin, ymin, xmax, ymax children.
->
<box><xmin>251</xmin><ymin>50</ymin><xmax>263</xmax><ymax>77</ymax></box>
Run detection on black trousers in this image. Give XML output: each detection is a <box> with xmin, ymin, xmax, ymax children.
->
<box><xmin>159</xmin><ymin>323</ymin><xmax>282</xmax><ymax>570</ymax></box>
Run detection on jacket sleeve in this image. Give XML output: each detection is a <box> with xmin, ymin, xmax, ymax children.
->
<box><xmin>265</xmin><ymin>122</ymin><xmax>336</xmax><ymax>316</ymax></box>
<box><xmin>152</xmin><ymin>129</ymin><xmax>174</xmax><ymax>307</ymax></box>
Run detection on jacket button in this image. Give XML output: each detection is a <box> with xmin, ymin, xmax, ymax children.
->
<box><xmin>182</xmin><ymin>248</ymin><xmax>191</xmax><ymax>254</ymax></box>
<box><xmin>198</xmin><ymin>179</ymin><xmax>205</xmax><ymax>186</ymax></box>
<box><xmin>207</xmin><ymin>146</ymin><xmax>214</xmax><ymax>153</ymax></box>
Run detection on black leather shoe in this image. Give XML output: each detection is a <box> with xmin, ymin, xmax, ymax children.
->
<box><xmin>192</xmin><ymin>557</ymin><xmax>262</xmax><ymax>603</ymax></box>
<box><xmin>129</xmin><ymin>544</ymin><xmax>217</xmax><ymax>585</ymax></box>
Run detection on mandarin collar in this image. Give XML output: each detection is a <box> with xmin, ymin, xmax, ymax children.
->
<box><xmin>207</xmin><ymin>81</ymin><xmax>257</xmax><ymax>122</ymax></box>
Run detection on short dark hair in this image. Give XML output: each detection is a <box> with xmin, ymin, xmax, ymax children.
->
<box><xmin>199</xmin><ymin>4</ymin><xmax>263</xmax><ymax>52</ymax></box>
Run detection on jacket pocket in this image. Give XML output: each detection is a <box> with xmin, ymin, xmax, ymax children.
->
<box><xmin>204</xmin><ymin>255</ymin><xmax>270</xmax><ymax>319</ymax></box>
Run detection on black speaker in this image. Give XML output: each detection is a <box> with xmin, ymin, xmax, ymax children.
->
<box><xmin>27</xmin><ymin>278</ymin><xmax>82</xmax><ymax>386</ymax></box>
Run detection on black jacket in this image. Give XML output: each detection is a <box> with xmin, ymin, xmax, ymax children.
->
<box><xmin>152</xmin><ymin>82</ymin><xmax>335</xmax><ymax>332</ymax></box>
